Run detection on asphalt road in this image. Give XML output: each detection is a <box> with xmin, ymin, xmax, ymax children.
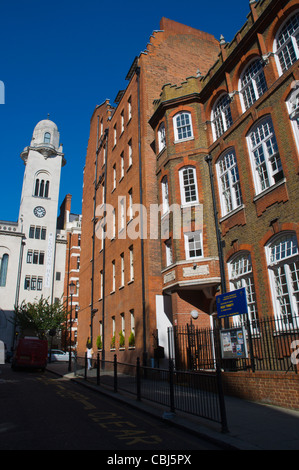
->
<box><xmin>0</xmin><ymin>364</ymin><xmax>221</xmax><ymax>453</ymax></box>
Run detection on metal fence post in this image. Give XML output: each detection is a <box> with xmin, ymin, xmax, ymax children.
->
<box><xmin>97</xmin><ymin>352</ymin><xmax>100</xmax><ymax>386</ymax></box>
<box><xmin>84</xmin><ymin>352</ymin><xmax>87</xmax><ymax>381</ymax></box>
<box><xmin>114</xmin><ymin>354</ymin><xmax>117</xmax><ymax>392</ymax></box>
<box><xmin>216</xmin><ymin>363</ymin><xmax>229</xmax><ymax>433</ymax></box>
<box><xmin>136</xmin><ymin>357</ymin><xmax>141</xmax><ymax>401</ymax></box>
<box><xmin>169</xmin><ymin>358</ymin><xmax>175</xmax><ymax>413</ymax></box>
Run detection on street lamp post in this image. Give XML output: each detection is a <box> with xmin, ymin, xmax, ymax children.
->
<box><xmin>68</xmin><ymin>281</ymin><xmax>76</xmax><ymax>372</ymax></box>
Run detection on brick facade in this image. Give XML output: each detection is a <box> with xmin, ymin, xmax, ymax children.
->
<box><xmin>78</xmin><ymin>19</ymin><xmax>221</xmax><ymax>362</ymax></box>
<box><xmin>78</xmin><ymin>1</ymin><xmax>299</xmax><ymax>410</ymax></box>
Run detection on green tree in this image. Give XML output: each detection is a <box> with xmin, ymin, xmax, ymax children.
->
<box><xmin>14</xmin><ymin>297</ymin><xmax>67</xmax><ymax>339</ymax></box>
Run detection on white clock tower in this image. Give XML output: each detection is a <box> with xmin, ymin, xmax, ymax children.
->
<box><xmin>18</xmin><ymin>118</ymin><xmax>66</xmax><ymax>304</ymax></box>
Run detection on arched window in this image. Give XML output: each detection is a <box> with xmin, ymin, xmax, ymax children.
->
<box><xmin>0</xmin><ymin>254</ymin><xmax>9</xmax><ymax>287</ymax></box>
<box><xmin>266</xmin><ymin>233</ymin><xmax>299</xmax><ymax>329</ymax></box>
<box><xmin>44</xmin><ymin>132</ymin><xmax>51</xmax><ymax>144</ymax></box>
<box><xmin>216</xmin><ymin>148</ymin><xmax>242</xmax><ymax>216</ymax></box>
<box><xmin>179</xmin><ymin>166</ymin><xmax>199</xmax><ymax>206</ymax></box>
<box><xmin>173</xmin><ymin>112</ymin><xmax>193</xmax><ymax>142</ymax></box>
<box><xmin>211</xmin><ymin>93</ymin><xmax>233</xmax><ymax>141</ymax></box>
<box><xmin>246</xmin><ymin>116</ymin><xmax>284</xmax><ymax>194</ymax></box>
<box><xmin>239</xmin><ymin>58</ymin><xmax>267</xmax><ymax>111</ymax></box>
<box><xmin>274</xmin><ymin>11</ymin><xmax>299</xmax><ymax>76</ymax></box>
<box><xmin>34</xmin><ymin>174</ymin><xmax>50</xmax><ymax>198</ymax></box>
<box><xmin>34</xmin><ymin>178</ymin><xmax>40</xmax><ymax>196</ymax></box>
<box><xmin>228</xmin><ymin>252</ymin><xmax>258</xmax><ymax>330</ymax></box>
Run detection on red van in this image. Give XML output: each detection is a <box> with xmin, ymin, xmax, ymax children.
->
<box><xmin>12</xmin><ymin>337</ymin><xmax>48</xmax><ymax>371</ymax></box>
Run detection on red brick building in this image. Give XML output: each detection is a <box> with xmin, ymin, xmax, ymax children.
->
<box><xmin>149</xmin><ymin>0</ymin><xmax>299</xmax><ymax>407</ymax></box>
<box><xmin>58</xmin><ymin>194</ymin><xmax>81</xmax><ymax>350</ymax></box>
<box><xmin>150</xmin><ymin>0</ymin><xmax>299</xmax><ymax>329</ymax></box>
<box><xmin>78</xmin><ymin>1</ymin><xmax>299</xmax><ymax>393</ymax></box>
<box><xmin>78</xmin><ymin>18</ymin><xmax>221</xmax><ymax>363</ymax></box>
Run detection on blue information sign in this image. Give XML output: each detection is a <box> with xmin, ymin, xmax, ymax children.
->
<box><xmin>216</xmin><ymin>287</ymin><xmax>248</xmax><ymax>319</ymax></box>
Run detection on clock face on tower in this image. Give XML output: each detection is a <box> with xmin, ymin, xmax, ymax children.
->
<box><xmin>33</xmin><ymin>206</ymin><xmax>46</xmax><ymax>218</ymax></box>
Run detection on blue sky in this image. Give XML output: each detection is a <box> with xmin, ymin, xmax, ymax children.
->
<box><xmin>0</xmin><ymin>0</ymin><xmax>250</xmax><ymax>221</ymax></box>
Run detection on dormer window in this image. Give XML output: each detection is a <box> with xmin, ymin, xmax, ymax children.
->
<box><xmin>44</xmin><ymin>132</ymin><xmax>51</xmax><ymax>144</ymax></box>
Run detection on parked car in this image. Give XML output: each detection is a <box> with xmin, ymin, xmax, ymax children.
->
<box><xmin>48</xmin><ymin>349</ymin><xmax>75</xmax><ymax>362</ymax></box>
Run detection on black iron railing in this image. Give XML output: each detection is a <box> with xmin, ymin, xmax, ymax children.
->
<box><xmin>75</xmin><ymin>354</ymin><xmax>228</xmax><ymax>432</ymax></box>
<box><xmin>168</xmin><ymin>315</ymin><xmax>299</xmax><ymax>373</ymax></box>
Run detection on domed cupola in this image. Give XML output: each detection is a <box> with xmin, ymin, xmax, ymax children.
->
<box><xmin>21</xmin><ymin>116</ymin><xmax>65</xmax><ymax>164</ymax></box>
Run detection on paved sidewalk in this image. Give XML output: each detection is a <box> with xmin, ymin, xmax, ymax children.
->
<box><xmin>47</xmin><ymin>362</ymin><xmax>299</xmax><ymax>450</ymax></box>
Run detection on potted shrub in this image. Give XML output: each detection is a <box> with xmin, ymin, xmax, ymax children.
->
<box><xmin>111</xmin><ymin>334</ymin><xmax>115</xmax><ymax>349</ymax></box>
<box><xmin>96</xmin><ymin>335</ymin><xmax>102</xmax><ymax>350</ymax></box>
<box><xmin>128</xmin><ymin>331</ymin><xmax>135</xmax><ymax>348</ymax></box>
<box><xmin>119</xmin><ymin>331</ymin><xmax>125</xmax><ymax>348</ymax></box>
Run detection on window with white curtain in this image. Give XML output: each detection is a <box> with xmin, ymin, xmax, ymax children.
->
<box><xmin>239</xmin><ymin>58</ymin><xmax>267</xmax><ymax>111</ymax></box>
<box><xmin>161</xmin><ymin>176</ymin><xmax>169</xmax><ymax>215</ymax></box>
<box><xmin>211</xmin><ymin>93</ymin><xmax>233</xmax><ymax>141</ymax></box>
<box><xmin>179</xmin><ymin>166</ymin><xmax>199</xmax><ymax>205</ymax></box>
<box><xmin>173</xmin><ymin>112</ymin><xmax>193</xmax><ymax>142</ymax></box>
<box><xmin>158</xmin><ymin>122</ymin><xmax>166</xmax><ymax>152</ymax></box>
<box><xmin>247</xmin><ymin>117</ymin><xmax>284</xmax><ymax>194</ymax></box>
<box><xmin>286</xmin><ymin>85</ymin><xmax>299</xmax><ymax>152</ymax></box>
<box><xmin>216</xmin><ymin>148</ymin><xmax>242</xmax><ymax>216</ymax></box>
<box><xmin>228</xmin><ymin>252</ymin><xmax>258</xmax><ymax>330</ymax></box>
<box><xmin>266</xmin><ymin>233</ymin><xmax>299</xmax><ymax>329</ymax></box>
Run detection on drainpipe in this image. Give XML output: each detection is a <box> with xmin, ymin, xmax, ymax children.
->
<box><xmin>90</xmin><ymin>117</ymin><xmax>100</xmax><ymax>347</ymax></box>
<box><xmin>136</xmin><ymin>66</ymin><xmax>147</xmax><ymax>366</ymax></box>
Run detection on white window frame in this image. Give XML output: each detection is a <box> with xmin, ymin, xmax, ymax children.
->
<box><xmin>121</xmin><ymin>110</ymin><xmax>124</xmax><ymax>134</ymax></box>
<box><xmin>247</xmin><ymin>117</ymin><xmax>284</xmax><ymax>195</ymax></box>
<box><xmin>228</xmin><ymin>252</ymin><xmax>259</xmax><ymax>332</ymax></box>
<box><xmin>112</xmin><ymin>260</ymin><xmax>115</xmax><ymax>292</ymax></box>
<box><xmin>179</xmin><ymin>166</ymin><xmax>199</xmax><ymax>206</ymax></box>
<box><xmin>119</xmin><ymin>198</ymin><xmax>125</xmax><ymax>232</ymax></box>
<box><xmin>120</xmin><ymin>152</ymin><xmax>124</xmax><ymax>180</ymax></box>
<box><xmin>120</xmin><ymin>253</ymin><xmax>125</xmax><ymax>287</ymax></box>
<box><xmin>173</xmin><ymin>111</ymin><xmax>193</xmax><ymax>142</ymax></box>
<box><xmin>165</xmin><ymin>239</ymin><xmax>173</xmax><ymax>267</ymax></box>
<box><xmin>158</xmin><ymin>122</ymin><xmax>166</xmax><ymax>152</ymax></box>
<box><xmin>274</xmin><ymin>11</ymin><xmax>299</xmax><ymax>77</ymax></box>
<box><xmin>129</xmin><ymin>246</ymin><xmax>134</xmax><ymax>281</ymax></box>
<box><xmin>211</xmin><ymin>93</ymin><xmax>233</xmax><ymax>141</ymax></box>
<box><xmin>266</xmin><ymin>233</ymin><xmax>299</xmax><ymax>330</ymax></box>
<box><xmin>128</xmin><ymin>140</ymin><xmax>132</xmax><ymax>167</ymax></box>
<box><xmin>113</xmin><ymin>124</ymin><xmax>117</xmax><ymax>147</ymax></box>
<box><xmin>161</xmin><ymin>176</ymin><xmax>169</xmax><ymax>215</ymax></box>
<box><xmin>239</xmin><ymin>58</ymin><xmax>267</xmax><ymax>112</ymax></box>
<box><xmin>128</xmin><ymin>96</ymin><xmax>132</xmax><ymax>121</ymax></box>
<box><xmin>128</xmin><ymin>189</ymin><xmax>133</xmax><ymax>221</ymax></box>
<box><xmin>286</xmin><ymin>84</ymin><xmax>299</xmax><ymax>152</ymax></box>
<box><xmin>184</xmin><ymin>231</ymin><xmax>203</xmax><ymax>260</ymax></box>
<box><xmin>112</xmin><ymin>164</ymin><xmax>116</xmax><ymax>191</ymax></box>
<box><xmin>216</xmin><ymin>148</ymin><xmax>242</xmax><ymax>216</ymax></box>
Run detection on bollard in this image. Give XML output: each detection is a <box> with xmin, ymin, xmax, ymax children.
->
<box><xmin>113</xmin><ymin>354</ymin><xmax>117</xmax><ymax>392</ymax></box>
<box><xmin>136</xmin><ymin>357</ymin><xmax>141</xmax><ymax>401</ymax></box>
